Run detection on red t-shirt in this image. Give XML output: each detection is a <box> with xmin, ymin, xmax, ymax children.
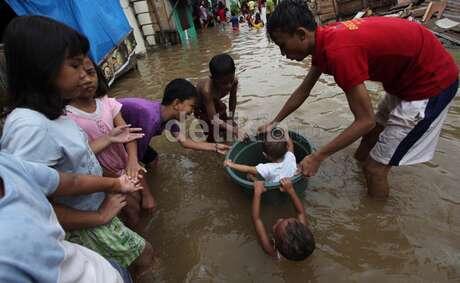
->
<box><xmin>217</xmin><ymin>8</ymin><xmax>226</xmax><ymax>22</ymax></box>
<box><xmin>312</xmin><ymin>17</ymin><xmax>458</xmax><ymax>100</ymax></box>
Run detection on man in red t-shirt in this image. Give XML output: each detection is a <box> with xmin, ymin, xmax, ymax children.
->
<box><xmin>259</xmin><ymin>0</ymin><xmax>458</xmax><ymax>198</ymax></box>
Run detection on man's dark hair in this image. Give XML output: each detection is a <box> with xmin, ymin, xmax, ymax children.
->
<box><xmin>161</xmin><ymin>78</ymin><xmax>197</xmax><ymax>105</ymax></box>
<box><xmin>209</xmin><ymin>54</ymin><xmax>235</xmax><ymax>79</ymax></box>
<box><xmin>275</xmin><ymin>220</ymin><xmax>315</xmax><ymax>261</ymax></box>
<box><xmin>267</xmin><ymin>0</ymin><xmax>317</xmax><ymax>37</ymax></box>
<box><xmin>3</xmin><ymin>16</ymin><xmax>89</xmax><ymax>120</ymax></box>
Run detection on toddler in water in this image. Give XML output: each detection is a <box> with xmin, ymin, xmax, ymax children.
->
<box><xmin>224</xmin><ymin>128</ymin><xmax>297</xmax><ymax>183</ymax></box>
<box><xmin>66</xmin><ymin>57</ymin><xmax>156</xmax><ymax>228</ymax></box>
<box><xmin>252</xmin><ymin>178</ymin><xmax>315</xmax><ymax>260</ymax></box>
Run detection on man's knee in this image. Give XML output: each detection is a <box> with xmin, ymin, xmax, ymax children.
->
<box><xmin>364</xmin><ymin>158</ymin><xmax>389</xmax><ymax>176</ymax></box>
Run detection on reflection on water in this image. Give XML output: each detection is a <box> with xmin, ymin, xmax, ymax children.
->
<box><xmin>111</xmin><ymin>26</ymin><xmax>460</xmax><ymax>282</ymax></box>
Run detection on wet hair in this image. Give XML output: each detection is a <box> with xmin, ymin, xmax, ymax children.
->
<box><xmin>267</xmin><ymin>0</ymin><xmax>317</xmax><ymax>38</ymax></box>
<box><xmin>275</xmin><ymin>220</ymin><xmax>315</xmax><ymax>261</ymax></box>
<box><xmin>161</xmin><ymin>78</ymin><xmax>197</xmax><ymax>106</ymax></box>
<box><xmin>262</xmin><ymin>128</ymin><xmax>288</xmax><ymax>161</ymax></box>
<box><xmin>3</xmin><ymin>15</ymin><xmax>89</xmax><ymax>120</ymax></box>
<box><xmin>209</xmin><ymin>54</ymin><xmax>235</xmax><ymax>79</ymax></box>
<box><xmin>263</xmin><ymin>140</ymin><xmax>287</xmax><ymax>161</ymax></box>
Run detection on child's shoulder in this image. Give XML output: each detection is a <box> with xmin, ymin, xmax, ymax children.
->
<box><xmin>118</xmin><ymin>97</ymin><xmax>159</xmax><ymax>109</ymax></box>
<box><xmin>196</xmin><ymin>78</ymin><xmax>212</xmax><ymax>94</ymax></box>
<box><xmin>5</xmin><ymin>108</ymin><xmax>49</xmax><ymax>128</ymax></box>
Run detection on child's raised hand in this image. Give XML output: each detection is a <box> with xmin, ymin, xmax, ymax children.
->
<box><xmin>117</xmin><ymin>174</ymin><xmax>143</xmax><ymax>193</ymax></box>
<box><xmin>279</xmin><ymin>178</ymin><xmax>294</xmax><ymax>192</ymax></box>
<box><xmin>126</xmin><ymin>161</ymin><xmax>147</xmax><ymax>181</ymax></box>
<box><xmin>109</xmin><ymin>124</ymin><xmax>144</xmax><ymax>144</ymax></box>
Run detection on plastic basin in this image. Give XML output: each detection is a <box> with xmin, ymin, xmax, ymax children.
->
<box><xmin>225</xmin><ymin>131</ymin><xmax>314</xmax><ymax>199</ymax></box>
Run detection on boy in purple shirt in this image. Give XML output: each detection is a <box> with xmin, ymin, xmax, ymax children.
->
<box><xmin>118</xmin><ymin>79</ymin><xmax>230</xmax><ymax>167</ymax></box>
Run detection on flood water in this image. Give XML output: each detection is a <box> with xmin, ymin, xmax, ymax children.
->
<box><xmin>111</xmin><ymin>26</ymin><xmax>460</xmax><ymax>282</ymax></box>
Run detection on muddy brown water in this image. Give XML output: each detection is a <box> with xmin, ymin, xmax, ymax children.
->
<box><xmin>111</xmin><ymin>27</ymin><xmax>460</xmax><ymax>282</ymax></box>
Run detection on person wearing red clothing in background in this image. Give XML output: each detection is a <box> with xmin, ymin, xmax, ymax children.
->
<box><xmin>216</xmin><ymin>2</ymin><xmax>226</xmax><ymax>31</ymax></box>
<box><xmin>259</xmin><ymin>0</ymin><xmax>459</xmax><ymax>199</ymax></box>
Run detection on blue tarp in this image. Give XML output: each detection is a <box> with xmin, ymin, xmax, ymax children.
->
<box><xmin>6</xmin><ymin>0</ymin><xmax>132</xmax><ymax>64</ymax></box>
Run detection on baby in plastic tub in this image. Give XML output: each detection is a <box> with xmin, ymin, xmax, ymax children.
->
<box><xmin>223</xmin><ymin>128</ymin><xmax>297</xmax><ymax>183</ymax></box>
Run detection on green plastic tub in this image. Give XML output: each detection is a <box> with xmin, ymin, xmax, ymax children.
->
<box><xmin>225</xmin><ymin>131</ymin><xmax>314</xmax><ymax>199</ymax></box>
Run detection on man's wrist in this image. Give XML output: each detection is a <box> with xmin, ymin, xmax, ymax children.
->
<box><xmin>313</xmin><ymin>150</ymin><xmax>327</xmax><ymax>162</ymax></box>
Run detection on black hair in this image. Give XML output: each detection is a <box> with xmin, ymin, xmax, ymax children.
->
<box><xmin>263</xmin><ymin>140</ymin><xmax>287</xmax><ymax>161</ymax></box>
<box><xmin>3</xmin><ymin>16</ymin><xmax>89</xmax><ymax>120</ymax></box>
<box><xmin>161</xmin><ymin>78</ymin><xmax>198</xmax><ymax>106</ymax></box>
<box><xmin>275</xmin><ymin>220</ymin><xmax>315</xmax><ymax>261</ymax></box>
<box><xmin>209</xmin><ymin>54</ymin><xmax>236</xmax><ymax>79</ymax></box>
<box><xmin>86</xmin><ymin>58</ymin><xmax>108</xmax><ymax>98</ymax></box>
<box><xmin>262</xmin><ymin>128</ymin><xmax>288</xmax><ymax>161</ymax></box>
<box><xmin>267</xmin><ymin>0</ymin><xmax>317</xmax><ymax>38</ymax></box>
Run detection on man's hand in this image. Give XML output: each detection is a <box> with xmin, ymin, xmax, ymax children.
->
<box><xmin>257</xmin><ymin>122</ymin><xmax>276</xmax><ymax>135</ymax></box>
<box><xmin>298</xmin><ymin>152</ymin><xmax>324</xmax><ymax>177</ymax></box>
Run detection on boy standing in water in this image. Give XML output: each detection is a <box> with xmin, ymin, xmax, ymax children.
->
<box><xmin>195</xmin><ymin>53</ymin><xmax>241</xmax><ymax>142</ymax></box>
<box><xmin>260</xmin><ymin>0</ymin><xmax>458</xmax><ymax>198</ymax></box>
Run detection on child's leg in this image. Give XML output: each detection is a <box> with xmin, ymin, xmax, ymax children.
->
<box><xmin>140</xmin><ymin>146</ymin><xmax>159</xmax><ymax>169</ymax></box>
<box><xmin>139</xmin><ymin>172</ymin><xmax>156</xmax><ymax>214</ymax></box>
<box><xmin>129</xmin><ymin>241</ymin><xmax>157</xmax><ymax>281</ymax></box>
<box><xmin>121</xmin><ymin>192</ymin><xmax>141</xmax><ymax>229</ymax></box>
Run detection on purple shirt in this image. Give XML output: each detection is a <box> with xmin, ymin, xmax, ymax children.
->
<box><xmin>118</xmin><ymin>98</ymin><xmax>167</xmax><ymax>160</ymax></box>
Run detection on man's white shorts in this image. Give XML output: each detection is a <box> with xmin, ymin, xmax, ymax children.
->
<box><xmin>370</xmin><ymin>80</ymin><xmax>459</xmax><ymax>166</ymax></box>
